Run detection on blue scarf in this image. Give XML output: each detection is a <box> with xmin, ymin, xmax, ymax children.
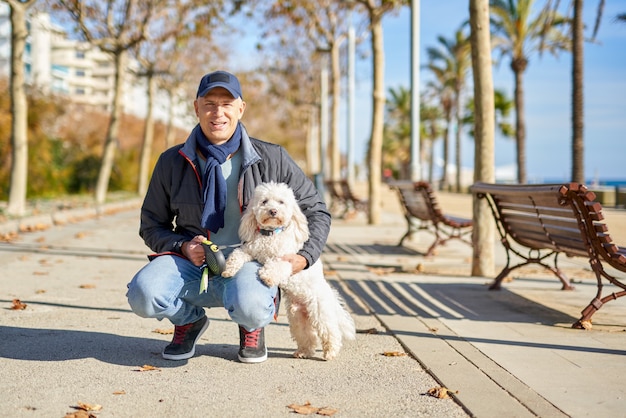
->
<box><xmin>194</xmin><ymin>123</ymin><xmax>241</xmax><ymax>233</ymax></box>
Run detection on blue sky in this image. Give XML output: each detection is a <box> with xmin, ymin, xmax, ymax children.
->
<box><xmin>373</xmin><ymin>2</ymin><xmax>626</xmax><ymax>181</ymax></box>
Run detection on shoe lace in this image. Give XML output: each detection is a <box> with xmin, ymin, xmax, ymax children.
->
<box><xmin>172</xmin><ymin>323</ymin><xmax>193</xmax><ymax>344</ymax></box>
<box><xmin>242</xmin><ymin>328</ymin><xmax>261</xmax><ymax>348</ymax></box>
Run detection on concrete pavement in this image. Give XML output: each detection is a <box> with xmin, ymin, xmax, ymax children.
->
<box><xmin>1</xmin><ymin>197</ymin><xmax>626</xmax><ymax>417</ymax></box>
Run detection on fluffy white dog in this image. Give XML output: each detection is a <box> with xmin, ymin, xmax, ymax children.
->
<box><xmin>222</xmin><ymin>182</ymin><xmax>356</xmax><ymax>360</ymax></box>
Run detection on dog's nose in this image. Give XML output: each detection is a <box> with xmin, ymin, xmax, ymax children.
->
<box><xmin>269</xmin><ymin>209</ymin><xmax>277</xmax><ymax>216</ymax></box>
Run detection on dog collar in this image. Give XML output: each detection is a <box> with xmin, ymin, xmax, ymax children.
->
<box><xmin>258</xmin><ymin>226</ymin><xmax>285</xmax><ymax>236</ymax></box>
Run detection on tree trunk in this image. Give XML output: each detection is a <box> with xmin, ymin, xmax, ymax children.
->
<box><xmin>95</xmin><ymin>51</ymin><xmax>126</xmax><ymax>207</ymax></box>
<box><xmin>367</xmin><ymin>15</ymin><xmax>385</xmax><ymax>225</ymax></box>
<box><xmin>138</xmin><ymin>74</ymin><xmax>156</xmax><ymax>196</ymax></box>
<box><xmin>512</xmin><ymin>60</ymin><xmax>527</xmax><ymax>183</ymax></box>
<box><xmin>571</xmin><ymin>0</ymin><xmax>584</xmax><ymax>183</ymax></box>
<box><xmin>441</xmin><ymin>104</ymin><xmax>452</xmax><ymax>190</ymax></box>
<box><xmin>164</xmin><ymin>89</ymin><xmax>177</xmax><ymax>150</ymax></box>
<box><xmin>469</xmin><ymin>0</ymin><xmax>495</xmax><ymax>277</ymax></box>
<box><xmin>7</xmin><ymin>3</ymin><xmax>32</xmax><ymax>217</ymax></box>
<box><xmin>330</xmin><ymin>40</ymin><xmax>342</xmax><ymax>181</ymax></box>
<box><xmin>454</xmin><ymin>87</ymin><xmax>462</xmax><ymax>192</ymax></box>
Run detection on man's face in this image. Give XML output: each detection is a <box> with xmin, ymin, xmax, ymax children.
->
<box><xmin>194</xmin><ymin>87</ymin><xmax>246</xmax><ymax>145</ymax></box>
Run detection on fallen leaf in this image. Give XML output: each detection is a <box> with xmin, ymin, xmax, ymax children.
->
<box><xmin>35</xmin><ymin>289</ymin><xmax>46</xmax><ymax>294</ymax></box>
<box><xmin>10</xmin><ymin>299</ymin><xmax>27</xmax><ymax>310</ymax></box>
<box><xmin>426</xmin><ymin>386</ymin><xmax>458</xmax><ymax>399</ymax></box>
<box><xmin>134</xmin><ymin>364</ymin><xmax>161</xmax><ymax>372</ymax></box>
<box><xmin>72</xmin><ymin>402</ymin><xmax>102</xmax><ymax>411</ymax></box>
<box><xmin>153</xmin><ymin>328</ymin><xmax>174</xmax><ymax>335</ymax></box>
<box><xmin>580</xmin><ymin>320</ymin><xmax>593</xmax><ymax>330</ymax></box>
<box><xmin>287</xmin><ymin>401</ymin><xmax>320</xmax><ymax>415</ymax></box>
<box><xmin>75</xmin><ymin>232</ymin><xmax>87</xmax><ymax>239</ymax></box>
<box><xmin>415</xmin><ymin>263</ymin><xmax>424</xmax><ymax>273</ymax></box>
<box><xmin>33</xmin><ymin>271</ymin><xmax>49</xmax><ymax>276</ymax></box>
<box><xmin>79</xmin><ymin>284</ymin><xmax>96</xmax><ymax>289</ymax></box>
<box><xmin>317</xmin><ymin>407</ymin><xmax>339</xmax><ymax>416</ymax></box>
<box><xmin>366</xmin><ymin>266</ymin><xmax>395</xmax><ymax>276</ymax></box>
<box><xmin>357</xmin><ymin>328</ymin><xmax>378</xmax><ymax>334</ymax></box>
<box><xmin>429</xmin><ymin>327</ymin><xmax>438</xmax><ymax>333</ymax></box>
<box><xmin>35</xmin><ymin>236</ymin><xmax>46</xmax><ymax>243</ymax></box>
<box><xmin>112</xmin><ymin>390</ymin><xmax>126</xmax><ymax>395</ymax></box>
<box><xmin>382</xmin><ymin>351</ymin><xmax>406</xmax><ymax>357</ymax></box>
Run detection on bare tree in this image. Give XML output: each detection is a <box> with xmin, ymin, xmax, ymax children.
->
<box><xmin>4</xmin><ymin>0</ymin><xmax>37</xmax><ymax>216</ymax></box>
<box><xmin>133</xmin><ymin>2</ymin><xmax>226</xmax><ymax>196</ymax></box>
<box><xmin>469</xmin><ymin>0</ymin><xmax>496</xmax><ymax>277</ymax></box>
<box><xmin>56</xmin><ymin>0</ymin><xmax>162</xmax><ymax>207</ymax></box>
<box><xmin>354</xmin><ymin>0</ymin><xmax>408</xmax><ymax>225</ymax></box>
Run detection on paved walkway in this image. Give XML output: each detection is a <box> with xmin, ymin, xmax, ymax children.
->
<box><xmin>1</xmin><ymin>193</ymin><xmax>626</xmax><ymax>417</ymax></box>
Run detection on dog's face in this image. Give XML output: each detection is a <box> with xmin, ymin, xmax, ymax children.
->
<box><xmin>250</xmin><ymin>182</ymin><xmax>298</xmax><ymax>229</ymax></box>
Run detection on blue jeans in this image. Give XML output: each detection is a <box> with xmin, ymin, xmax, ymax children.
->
<box><xmin>126</xmin><ymin>254</ymin><xmax>278</xmax><ymax>331</ymax></box>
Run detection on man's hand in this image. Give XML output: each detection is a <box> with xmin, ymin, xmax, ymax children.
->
<box><xmin>182</xmin><ymin>235</ymin><xmax>208</xmax><ymax>266</ymax></box>
<box><xmin>281</xmin><ymin>254</ymin><xmax>307</xmax><ymax>275</ymax></box>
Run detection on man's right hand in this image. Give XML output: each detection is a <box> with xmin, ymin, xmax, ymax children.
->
<box><xmin>182</xmin><ymin>235</ymin><xmax>208</xmax><ymax>266</ymax></box>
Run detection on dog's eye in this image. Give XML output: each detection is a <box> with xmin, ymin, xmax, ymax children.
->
<box><xmin>279</xmin><ymin>200</ymin><xmax>284</xmax><ymax>205</ymax></box>
<box><xmin>262</xmin><ymin>199</ymin><xmax>268</xmax><ymax>205</ymax></box>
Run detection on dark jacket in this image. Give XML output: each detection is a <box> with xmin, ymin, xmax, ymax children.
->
<box><xmin>139</xmin><ymin>125</ymin><xmax>331</xmax><ymax>268</ymax></box>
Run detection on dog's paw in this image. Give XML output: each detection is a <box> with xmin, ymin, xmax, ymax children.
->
<box><xmin>322</xmin><ymin>349</ymin><xmax>338</xmax><ymax>361</ymax></box>
<box><xmin>293</xmin><ymin>349</ymin><xmax>315</xmax><ymax>359</ymax></box>
<box><xmin>221</xmin><ymin>261</ymin><xmax>239</xmax><ymax>278</ymax></box>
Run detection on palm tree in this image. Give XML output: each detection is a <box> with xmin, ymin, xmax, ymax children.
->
<box><xmin>383</xmin><ymin>86</ymin><xmax>411</xmax><ymax>179</ymax></box>
<box><xmin>490</xmin><ymin>0</ymin><xmax>569</xmax><ymax>183</ymax></box>
<box><xmin>463</xmin><ymin>88</ymin><xmax>515</xmax><ymax>140</ymax></box>
<box><xmin>426</xmin><ymin>29</ymin><xmax>471</xmax><ymax>192</ymax></box>
<box><xmin>424</xmin><ymin>63</ymin><xmax>454</xmax><ymax>189</ymax></box>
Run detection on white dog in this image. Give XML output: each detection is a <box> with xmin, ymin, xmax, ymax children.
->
<box><xmin>221</xmin><ymin>182</ymin><xmax>355</xmax><ymax>360</ymax></box>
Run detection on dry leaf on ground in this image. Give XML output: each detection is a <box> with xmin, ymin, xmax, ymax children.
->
<box><xmin>382</xmin><ymin>351</ymin><xmax>407</xmax><ymax>357</ymax></box>
<box><xmin>287</xmin><ymin>401</ymin><xmax>338</xmax><ymax>416</ymax></box>
<box><xmin>79</xmin><ymin>284</ymin><xmax>96</xmax><ymax>289</ymax></box>
<box><xmin>10</xmin><ymin>299</ymin><xmax>27</xmax><ymax>310</ymax></box>
<box><xmin>426</xmin><ymin>386</ymin><xmax>458</xmax><ymax>399</ymax></box>
<box><xmin>134</xmin><ymin>364</ymin><xmax>161</xmax><ymax>372</ymax></box>
<box><xmin>112</xmin><ymin>390</ymin><xmax>126</xmax><ymax>395</ymax></box>
<box><xmin>71</xmin><ymin>402</ymin><xmax>102</xmax><ymax>411</ymax></box>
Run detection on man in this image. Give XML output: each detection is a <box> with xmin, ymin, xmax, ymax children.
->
<box><xmin>127</xmin><ymin>70</ymin><xmax>331</xmax><ymax>363</ymax></box>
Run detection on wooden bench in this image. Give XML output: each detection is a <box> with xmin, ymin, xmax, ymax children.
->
<box><xmin>324</xmin><ymin>180</ymin><xmax>368</xmax><ymax>218</ymax></box>
<box><xmin>390</xmin><ymin>181</ymin><xmax>473</xmax><ymax>256</ymax></box>
<box><xmin>472</xmin><ymin>182</ymin><xmax>626</xmax><ymax>329</ymax></box>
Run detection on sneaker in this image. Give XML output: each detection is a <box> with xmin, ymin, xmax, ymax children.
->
<box><xmin>238</xmin><ymin>326</ymin><xmax>267</xmax><ymax>363</ymax></box>
<box><xmin>162</xmin><ymin>316</ymin><xmax>209</xmax><ymax>360</ymax></box>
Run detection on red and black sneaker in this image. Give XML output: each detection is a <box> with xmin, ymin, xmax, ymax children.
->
<box><xmin>162</xmin><ymin>316</ymin><xmax>209</xmax><ymax>360</ymax></box>
<box><xmin>237</xmin><ymin>326</ymin><xmax>267</xmax><ymax>363</ymax></box>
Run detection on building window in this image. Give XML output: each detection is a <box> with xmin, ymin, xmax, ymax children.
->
<box><xmin>76</xmin><ymin>88</ymin><xmax>85</xmax><ymax>95</ymax></box>
<box><xmin>76</xmin><ymin>69</ymin><xmax>85</xmax><ymax>77</ymax></box>
<box><xmin>76</xmin><ymin>51</ymin><xmax>85</xmax><ymax>59</ymax></box>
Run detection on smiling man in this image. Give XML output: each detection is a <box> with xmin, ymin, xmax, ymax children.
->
<box><xmin>126</xmin><ymin>70</ymin><xmax>331</xmax><ymax>364</ymax></box>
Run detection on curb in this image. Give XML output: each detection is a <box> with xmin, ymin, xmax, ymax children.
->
<box><xmin>0</xmin><ymin>198</ymin><xmax>142</xmax><ymax>237</ymax></box>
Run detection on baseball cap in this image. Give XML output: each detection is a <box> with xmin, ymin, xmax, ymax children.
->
<box><xmin>196</xmin><ymin>71</ymin><xmax>243</xmax><ymax>99</ymax></box>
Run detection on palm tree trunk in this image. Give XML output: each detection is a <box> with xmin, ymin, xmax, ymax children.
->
<box><xmin>331</xmin><ymin>41</ymin><xmax>342</xmax><ymax>181</ymax></box>
<box><xmin>469</xmin><ymin>0</ymin><xmax>496</xmax><ymax>277</ymax></box>
<box><xmin>441</xmin><ymin>105</ymin><xmax>452</xmax><ymax>190</ymax></box>
<box><xmin>367</xmin><ymin>16</ymin><xmax>385</xmax><ymax>225</ymax></box>
<box><xmin>571</xmin><ymin>0</ymin><xmax>584</xmax><ymax>183</ymax></box>
<box><xmin>512</xmin><ymin>60</ymin><xmax>527</xmax><ymax>183</ymax></box>
<box><xmin>454</xmin><ymin>88</ymin><xmax>462</xmax><ymax>192</ymax></box>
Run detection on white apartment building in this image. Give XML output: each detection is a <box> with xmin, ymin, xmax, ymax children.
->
<box><xmin>1</xmin><ymin>5</ymin><xmax>139</xmax><ymax>114</ymax></box>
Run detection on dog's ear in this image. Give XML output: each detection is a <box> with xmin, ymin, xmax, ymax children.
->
<box><xmin>291</xmin><ymin>204</ymin><xmax>310</xmax><ymax>244</ymax></box>
<box><xmin>238</xmin><ymin>207</ymin><xmax>258</xmax><ymax>242</ymax></box>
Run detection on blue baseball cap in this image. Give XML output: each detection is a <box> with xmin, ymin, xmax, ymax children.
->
<box><xmin>196</xmin><ymin>70</ymin><xmax>243</xmax><ymax>99</ymax></box>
